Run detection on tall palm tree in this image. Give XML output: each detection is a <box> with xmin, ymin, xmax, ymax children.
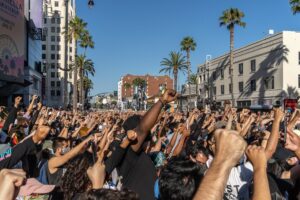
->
<box><xmin>78</xmin><ymin>31</ymin><xmax>94</xmax><ymax>109</ymax></box>
<box><xmin>65</xmin><ymin>16</ymin><xmax>87</xmax><ymax>112</ymax></box>
<box><xmin>180</xmin><ymin>37</ymin><xmax>197</xmax><ymax>110</ymax></box>
<box><xmin>219</xmin><ymin>8</ymin><xmax>246</xmax><ymax>107</ymax></box>
<box><xmin>160</xmin><ymin>51</ymin><xmax>188</xmax><ymax>92</ymax></box>
<box><xmin>132</xmin><ymin>78</ymin><xmax>146</xmax><ymax>88</ymax></box>
<box><xmin>72</xmin><ymin>55</ymin><xmax>95</xmax><ymax>108</ymax></box>
<box><xmin>290</xmin><ymin>0</ymin><xmax>300</xmax><ymax>14</ymax></box>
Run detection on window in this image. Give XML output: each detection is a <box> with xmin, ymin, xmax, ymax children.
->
<box><xmin>228</xmin><ymin>67</ymin><xmax>231</xmax><ymax>75</ymax></box>
<box><xmin>239</xmin><ymin>82</ymin><xmax>244</xmax><ymax>92</ymax></box>
<box><xmin>56</xmin><ymin>90</ymin><xmax>61</xmax><ymax>96</ymax></box>
<box><xmin>42</xmin><ymin>54</ymin><xmax>46</xmax><ymax>59</ymax></box>
<box><xmin>57</xmin><ymin>18</ymin><xmax>61</xmax><ymax>24</ymax></box>
<box><xmin>51</xmin><ymin>54</ymin><xmax>55</xmax><ymax>59</ymax></box>
<box><xmin>51</xmin><ymin>36</ymin><xmax>55</xmax><ymax>42</ymax></box>
<box><xmin>57</xmin><ymin>72</ymin><xmax>60</xmax><ymax>78</ymax></box>
<box><xmin>57</xmin><ymin>27</ymin><xmax>60</xmax><ymax>33</ymax></box>
<box><xmin>212</xmin><ymin>71</ymin><xmax>217</xmax><ymax>81</ymax></box>
<box><xmin>69</xmin><ymin>56</ymin><xmax>72</xmax><ymax>61</ymax></box>
<box><xmin>42</xmin><ymin>45</ymin><xmax>46</xmax><ymax>50</ymax></box>
<box><xmin>229</xmin><ymin>83</ymin><xmax>232</xmax><ymax>94</ymax></box>
<box><xmin>213</xmin><ymin>86</ymin><xmax>217</xmax><ymax>95</ymax></box>
<box><xmin>57</xmin><ymin>36</ymin><xmax>61</xmax><ymax>42</ymax></box>
<box><xmin>51</xmin><ymin>27</ymin><xmax>55</xmax><ymax>33</ymax></box>
<box><xmin>55</xmin><ymin>1</ymin><xmax>59</xmax><ymax>7</ymax></box>
<box><xmin>221</xmin><ymin>85</ymin><xmax>225</xmax><ymax>95</ymax></box>
<box><xmin>51</xmin><ymin>17</ymin><xmax>55</xmax><ymax>24</ymax></box>
<box><xmin>251</xmin><ymin>60</ymin><xmax>256</xmax><ymax>72</ymax></box>
<box><xmin>264</xmin><ymin>76</ymin><xmax>275</xmax><ymax>90</ymax></box>
<box><xmin>238</xmin><ymin>63</ymin><xmax>243</xmax><ymax>75</ymax></box>
<box><xmin>57</xmin><ymin>81</ymin><xmax>61</xmax><ymax>87</ymax></box>
<box><xmin>51</xmin><ymin>90</ymin><xmax>55</xmax><ymax>96</ymax></box>
<box><xmin>57</xmin><ymin>54</ymin><xmax>61</xmax><ymax>60</ymax></box>
<box><xmin>44</xmin><ymin>18</ymin><xmax>47</xmax><ymax>24</ymax></box>
<box><xmin>51</xmin><ymin>63</ymin><xmax>55</xmax><ymax>69</ymax></box>
<box><xmin>203</xmin><ymin>75</ymin><xmax>206</xmax><ymax>81</ymax></box>
<box><xmin>220</xmin><ymin>68</ymin><xmax>224</xmax><ymax>79</ymax></box>
<box><xmin>298</xmin><ymin>75</ymin><xmax>300</xmax><ymax>88</ymax></box>
<box><xmin>51</xmin><ymin>81</ymin><xmax>55</xmax><ymax>87</ymax></box>
<box><xmin>69</xmin><ymin>47</ymin><xmax>72</xmax><ymax>52</ymax></box>
<box><xmin>51</xmin><ymin>72</ymin><xmax>55</xmax><ymax>78</ymax></box>
<box><xmin>250</xmin><ymin>80</ymin><xmax>256</xmax><ymax>91</ymax></box>
<box><xmin>69</xmin><ymin>72</ymin><xmax>72</xmax><ymax>79</ymax></box>
<box><xmin>51</xmin><ymin>45</ymin><xmax>55</xmax><ymax>51</ymax></box>
<box><xmin>33</xmin><ymin>78</ymin><xmax>38</xmax><ymax>90</ymax></box>
<box><xmin>57</xmin><ymin>45</ymin><xmax>61</xmax><ymax>51</ymax></box>
<box><xmin>57</xmin><ymin>63</ymin><xmax>61</xmax><ymax>69</ymax></box>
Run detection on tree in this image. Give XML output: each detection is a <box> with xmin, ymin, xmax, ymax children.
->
<box><xmin>290</xmin><ymin>0</ymin><xmax>300</xmax><ymax>14</ymax></box>
<box><xmin>132</xmin><ymin>78</ymin><xmax>146</xmax><ymax>88</ymax></box>
<box><xmin>160</xmin><ymin>51</ymin><xmax>188</xmax><ymax>92</ymax></box>
<box><xmin>124</xmin><ymin>82</ymin><xmax>131</xmax><ymax>90</ymax></box>
<box><xmin>64</xmin><ymin>16</ymin><xmax>87</xmax><ymax>112</ymax></box>
<box><xmin>189</xmin><ymin>73</ymin><xmax>199</xmax><ymax>96</ymax></box>
<box><xmin>83</xmin><ymin>75</ymin><xmax>93</xmax><ymax>98</ymax></box>
<box><xmin>219</xmin><ymin>8</ymin><xmax>246</xmax><ymax>107</ymax></box>
<box><xmin>80</xmin><ymin>30</ymin><xmax>95</xmax><ymax>56</ymax></box>
<box><xmin>71</xmin><ymin>55</ymin><xmax>95</xmax><ymax>107</ymax></box>
<box><xmin>181</xmin><ymin>36</ymin><xmax>197</xmax><ymax>110</ymax></box>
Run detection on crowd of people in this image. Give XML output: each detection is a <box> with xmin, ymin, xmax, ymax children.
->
<box><xmin>0</xmin><ymin>90</ymin><xmax>300</xmax><ymax>200</ymax></box>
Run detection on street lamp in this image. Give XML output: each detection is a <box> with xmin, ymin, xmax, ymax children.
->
<box><xmin>88</xmin><ymin>0</ymin><xmax>95</xmax><ymax>8</ymax></box>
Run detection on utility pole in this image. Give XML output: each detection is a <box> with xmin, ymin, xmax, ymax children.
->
<box><xmin>63</xmin><ymin>0</ymin><xmax>69</xmax><ymax>109</ymax></box>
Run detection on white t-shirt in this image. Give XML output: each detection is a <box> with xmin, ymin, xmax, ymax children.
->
<box><xmin>207</xmin><ymin>158</ymin><xmax>254</xmax><ymax>200</ymax></box>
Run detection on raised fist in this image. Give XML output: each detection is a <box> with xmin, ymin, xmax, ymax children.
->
<box><xmin>127</xmin><ymin>130</ymin><xmax>137</xmax><ymax>141</ymax></box>
<box><xmin>160</xmin><ymin>89</ymin><xmax>177</xmax><ymax>104</ymax></box>
<box><xmin>213</xmin><ymin>129</ymin><xmax>247</xmax><ymax>167</ymax></box>
<box><xmin>246</xmin><ymin>145</ymin><xmax>267</xmax><ymax>170</ymax></box>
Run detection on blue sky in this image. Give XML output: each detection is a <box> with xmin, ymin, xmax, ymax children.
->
<box><xmin>76</xmin><ymin>0</ymin><xmax>300</xmax><ymax>95</ymax></box>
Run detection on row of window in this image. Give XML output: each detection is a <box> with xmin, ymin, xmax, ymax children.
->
<box><xmin>42</xmin><ymin>45</ymin><xmax>72</xmax><ymax>52</ymax></box>
<box><xmin>211</xmin><ymin>76</ymin><xmax>275</xmax><ymax>95</ymax></box>
<box><xmin>238</xmin><ymin>60</ymin><xmax>256</xmax><ymax>75</ymax></box>
<box><xmin>42</xmin><ymin>54</ymin><xmax>73</xmax><ymax>61</ymax></box>
<box><xmin>50</xmin><ymin>81</ymin><xmax>61</xmax><ymax>87</ymax></box>
<box><xmin>200</xmin><ymin>59</ymin><xmax>257</xmax><ymax>82</ymax></box>
<box><xmin>44</xmin><ymin>16</ymin><xmax>60</xmax><ymax>24</ymax></box>
<box><xmin>51</xmin><ymin>90</ymin><xmax>61</xmax><ymax>97</ymax></box>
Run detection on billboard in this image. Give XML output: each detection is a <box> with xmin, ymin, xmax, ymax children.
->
<box><xmin>0</xmin><ymin>0</ymin><xmax>25</xmax><ymax>83</ymax></box>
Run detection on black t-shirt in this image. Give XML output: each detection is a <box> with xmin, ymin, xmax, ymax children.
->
<box><xmin>105</xmin><ymin>147</ymin><xmax>157</xmax><ymax>200</ymax></box>
<box><xmin>2</xmin><ymin>107</ymin><xmax>18</xmax><ymax>133</ymax></box>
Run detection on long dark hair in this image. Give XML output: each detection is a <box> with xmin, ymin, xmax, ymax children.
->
<box><xmin>61</xmin><ymin>153</ymin><xmax>92</xmax><ymax>200</ymax></box>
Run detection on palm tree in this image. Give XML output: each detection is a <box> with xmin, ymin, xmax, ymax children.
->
<box><xmin>160</xmin><ymin>51</ymin><xmax>188</xmax><ymax>92</ymax></box>
<box><xmin>64</xmin><ymin>16</ymin><xmax>87</xmax><ymax>112</ymax></box>
<box><xmin>189</xmin><ymin>73</ymin><xmax>199</xmax><ymax>96</ymax></box>
<box><xmin>80</xmin><ymin>30</ymin><xmax>95</xmax><ymax>56</ymax></box>
<box><xmin>132</xmin><ymin>78</ymin><xmax>146</xmax><ymax>88</ymax></box>
<box><xmin>180</xmin><ymin>37</ymin><xmax>197</xmax><ymax>110</ymax></box>
<box><xmin>219</xmin><ymin>8</ymin><xmax>246</xmax><ymax>107</ymax></box>
<box><xmin>83</xmin><ymin>76</ymin><xmax>93</xmax><ymax>98</ymax></box>
<box><xmin>290</xmin><ymin>0</ymin><xmax>300</xmax><ymax>14</ymax></box>
<box><xmin>72</xmin><ymin>55</ymin><xmax>95</xmax><ymax>108</ymax></box>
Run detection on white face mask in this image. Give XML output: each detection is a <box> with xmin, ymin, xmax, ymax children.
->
<box><xmin>61</xmin><ymin>147</ymin><xmax>70</xmax><ymax>155</ymax></box>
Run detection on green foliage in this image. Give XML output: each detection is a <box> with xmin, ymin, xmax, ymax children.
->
<box><xmin>219</xmin><ymin>8</ymin><xmax>246</xmax><ymax>30</ymax></box>
<box><xmin>290</xmin><ymin>0</ymin><xmax>300</xmax><ymax>14</ymax></box>
<box><xmin>160</xmin><ymin>51</ymin><xmax>188</xmax><ymax>74</ymax></box>
<box><xmin>180</xmin><ymin>36</ymin><xmax>197</xmax><ymax>52</ymax></box>
<box><xmin>132</xmin><ymin>78</ymin><xmax>146</xmax><ymax>87</ymax></box>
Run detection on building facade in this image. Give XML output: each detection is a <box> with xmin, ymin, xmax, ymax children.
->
<box><xmin>118</xmin><ymin>74</ymin><xmax>173</xmax><ymax>107</ymax></box>
<box><xmin>42</xmin><ymin>0</ymin><xmax>76</xmax><ymax>107</ymax></box>
<box><xmin>197</xmin><ymin>31</ymin><xmax>300</xmax><ymax>108</ymax></box>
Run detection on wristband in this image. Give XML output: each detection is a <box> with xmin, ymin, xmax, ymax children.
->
<box><xmin>158</xmin><ymin>99</ymin><xmax>166</xmax><ymax>106</ymax></box>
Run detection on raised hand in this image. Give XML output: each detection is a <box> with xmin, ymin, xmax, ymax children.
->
<box><xmin>246</xmin><ymin>145</ymin><xmax>267</xmax><ymax>170</ymax></box>
<box><xmin>127</xmin><ymin>130</ymin><xmax>138</xmax><ymax>141</ymax></box>
<box><xmin>214</xmin><ymin>129</ymin><xmax>247</xmax><ymax>167</ymax></box>
<box><xmin>160</xmin><ymin>89</ymin><xmax>177</xmax><ymax>104</ymax></box>
<box><xmin>285</xmin><ymin>129</ymin><xmax>300</xmax><ymax>152</ymax></box>
<box><xmin>14</xmin><ymin>96</ymin><xmax>22</xmax><ymax>107</ymax></box>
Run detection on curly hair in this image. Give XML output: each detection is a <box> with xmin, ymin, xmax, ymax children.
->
<box><xmin>82</xmin><ymin>188</ymin><xmax>139</xmax><ymax>200</ymax></box>
<box><xmin>61</xmin><ymin>153</ymin><xmax>92</xmax><ymax>200</ymax></box>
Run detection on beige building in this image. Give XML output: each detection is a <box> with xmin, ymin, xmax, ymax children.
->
<box><xmin>197</xmin><ymin>31</ymin><xmax>300</xmax><ymax>108</ymax></box>
<box><xmin>42</xmin><ymin>0</ymin><xmax>76</xmax><ymax>107</ymax></box>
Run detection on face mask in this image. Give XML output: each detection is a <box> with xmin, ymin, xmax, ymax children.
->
<box><xmin>61</xmin><ymin>147</ymin><xmax>70</xmax><ymax>155</ymax></box>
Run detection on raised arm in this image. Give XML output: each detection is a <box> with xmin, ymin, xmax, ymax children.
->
<box><xmin>193</xmin><ymin>129</ymin><xmax>247</xmax><ymax>200</ymax></box>
<box><xmin>132</xmin><ymin>89</ymin><xmax>177</xmax><ymax>152</ymax></box>
<box><xmin>246</xmin><ymin>145</ymin><xmax>271</xmax><ymax>200</ymax></box>
<box><xmin>265</xmin><ymin>108</ymin><xmax>284</xmax><ymax>160</ymax></box>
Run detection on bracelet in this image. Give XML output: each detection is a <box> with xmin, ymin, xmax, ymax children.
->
<box><xmin>158</xmin><ymin>99</ymin><xmax>166</xmax><ymax>106</ymax></box>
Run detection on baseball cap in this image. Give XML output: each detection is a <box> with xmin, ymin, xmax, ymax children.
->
<box><xmin>18</xmin><ymin>178</ymin><xmax>55</xmax><ymax>196</ymax></box>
